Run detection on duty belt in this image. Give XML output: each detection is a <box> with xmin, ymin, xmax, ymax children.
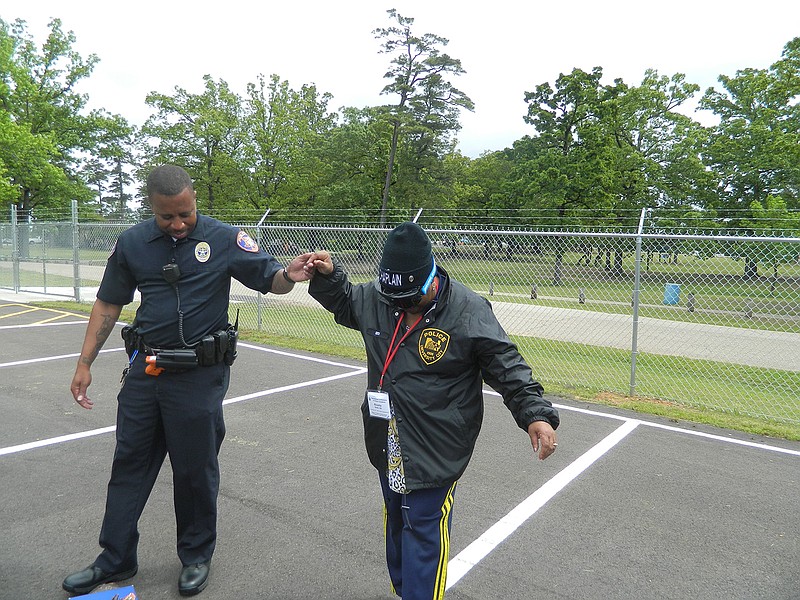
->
<box><xmin>121</xmin><ymin>324</ymin><xmax>238</xmax><ymax>369</ymax></box>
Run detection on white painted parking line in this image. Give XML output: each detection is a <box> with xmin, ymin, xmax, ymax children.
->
<box><xmin>3</xmin><ymin>327</ymin><xmax>796</xmax><ymax>598</ymax></box>
<box><xmin>445</xmin><ymin>393</ymin><xmax>799</xmax><ymax>591</ymax></box>
<box><xmin>446</xmin><ymin>419</ymin><xmax>640</xmax><ymax>589</ymax></box>
<box><xmin>237</xmin><ymin>342</ymin><xmax>367</xmax><ymax>371</ymax></box>
<box><xmin>223</xmin><ymin>368</ymin><xmax>367</xmax><ymax>407</ymax></box>
<box><xmin>0</xmin><ymin>320</ymin><xmax>88</xmax><ymax>330</ymax></box>
<box><xmin>0</xmin><ymin>426</ymin><xmax>117</xmax><ymax>456</ymax></box>
<box><xmin>640</xmin><ymin>419</ymin><xmax>800</xmax><ymax>456</ymax></box>
<box><xmin>0</xmin><ymin>345</ymin><xmax>366</xmax><ymax>457</ymax></box>
<box><xmin>549</xmin><ymin>399</ymin><xmax>800</xmax><ymax>457</ymax></box>
<box><xmin>0</xmin><ymin>347</ymin><xmax>123</xmax><ymax>369</ymax></box>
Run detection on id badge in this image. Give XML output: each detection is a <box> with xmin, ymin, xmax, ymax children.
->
<box><xmin>367</xmin><ymin>390</ymin><xmax>392</xmax><ymax>420</ymax></box>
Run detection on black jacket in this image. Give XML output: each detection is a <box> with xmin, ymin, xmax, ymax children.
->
<box><xmin>309</xmin><ymin>260</ymin><xmax>559</xmax><ymax>490</ymax></box>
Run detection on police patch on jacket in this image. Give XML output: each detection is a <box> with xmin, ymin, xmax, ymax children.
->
<box><xmin>236</xmin><ymin>230</ymin><xmax>259</xmax><ymax>253</ymax></box>
<box><xmin>419</xmin><ymin>328</ymin><xmax>450</xmax><ymax>365</ymax></box>
<box><xmin>195</xmin><ymin>241</ymin><xmax>211</xmax><ymax>262</ymax></box>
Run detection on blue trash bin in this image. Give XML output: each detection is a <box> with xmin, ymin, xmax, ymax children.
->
<box><xmin>663</xmin><ymin>283</ymin><xmax>680</xmax><ymax>305</ymax></box>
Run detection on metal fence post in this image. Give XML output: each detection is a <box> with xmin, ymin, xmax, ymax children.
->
<box><xmin>255</xmin><ymin>222</ymin><xmax>265</xmax><ymax>330</ymax></box>
<box><xmin>11</xmin><ymin>204</ymin><xmax>19</xmax><ymax>292</ymax></box>
<box><xmin>629</xmin><ymin>208</ymin><xmax>646</xmax><ymax>396</ymax></box>
<box><xmin>72</xmin><ymin>199</ymin><xmax>81</xmax><ymax>302</ymax></box>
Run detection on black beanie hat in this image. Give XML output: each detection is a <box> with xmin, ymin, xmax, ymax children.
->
<box><xmin>378</xmin><ymin>222</ymin><xmax>434</xmax><ymax>293</ymax></box>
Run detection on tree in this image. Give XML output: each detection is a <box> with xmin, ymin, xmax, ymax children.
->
<box><xmin>599</xmin><ymin>71</ymin><xmax>712</xmax><ymax>267</ymax></box>
<box><xmin>456</xmin><ymin>151</ymin><xmax>514</xmax><ymax>214</ymax></box>
<box><xmin>506</xmin><ymin>66</ymin><xmax>713</xmax><ymax>278</ymax></box>
<box><xmin>240</xmin><ymin>74</ymin><xmax>336</xmax><ymax>214</ymax></box>
<box><xmin>0</xmin><ymin>115</ymin><xmax>28</xmax><ymax>204</ymax></box>
<box><xmin>701</xmin><ymin>37</ymin><xmax>800</xmax><ymax>216</ymax></box>
<box><xmin>0</xmin><ymin>17</ymin><xmax>100</xmax><ymax>222</ymax></box>
<box><xmin>0</xmin><ymin>109</ymin><xmax>64</xmax><ymax>208</ymax></box>
<box><xmin>374</xmin><ymin>9</ymin><xmax>473</xmax><ymax>223</ymax></box>
<box><xmin>700</xmin><ymin>36</ymin><xmax>800</xmax><ymax>277</ymax></box>
<box><xmin>142</xmin><ymin>75</ymin><xmax>247</xmax><ymax>213</ymax></box>
<box><xmin>82</xmin><ymin>112</ymin><xmax>137</xmax><ymax>218</ymax></box>
<box><xmin>506</xmin><ymin>67</ymin><xmax>616</xmax><ymax>282</ymax></box>
<box><xmin>307</xmin><ymin>105</ymin><xmax>391</xmax><ymax>216</ymax></box>
<box><xmin>515</xmin><ymin>67</ymin><xmax>613</xmax><ymax>215</ymax></box>
<box><xmin>602</xmin><ymin>71</ymin><xmax>709</xmax><ymax>212</ymax></box>
<box><xmin>740</xmin><ymin>196</ymin><xmax>800</xmax><ymax>289</ymax></box>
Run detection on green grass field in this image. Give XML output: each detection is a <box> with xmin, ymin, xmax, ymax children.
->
<box><xmin>7</xmin><ymin>238</ymin><xmax>797</xmax><ymax>440</ymax></box>
<box><xmin>36</xmin><ymin>299</ymin><xmax>800</xmax><ymax>442</ymax></box>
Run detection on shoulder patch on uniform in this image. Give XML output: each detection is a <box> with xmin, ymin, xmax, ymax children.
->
<box><xmin>236</xmin><ymin>230</ymin><xmax>259</xmax><ymax>253</ymax></box>
<box><xmin>195</xmin><ymin>241</ymin><xmax>211</xmax><ymax>263</ymax></box>
<box><xmin>419</xmin><ymin>328</ymin><xmax>450</xmax><ymax>365</ymax></box>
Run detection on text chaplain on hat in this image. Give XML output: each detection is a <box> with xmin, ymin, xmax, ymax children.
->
<box><xmin>377</xmin><ymin>222</ymin><xmax>438</xmax><ymax>310</ymax></box>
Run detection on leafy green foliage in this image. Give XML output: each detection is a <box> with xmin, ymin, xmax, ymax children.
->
<box><xmin>0</xmin><ymin>15</ymin><xmax>797</xmax><ymax>244</ymax></box>
<box><xmin>700</xmin><ymin>38</ymin><xmax>800</xmax><ymax>220</ymax></box>
<box><xmin>0</xmin><ymin>17</ymin><xmax>134</xmax><ymax>220</ymax></box>
<box><xmin>373</xmin><ymin>9</ymin><xmax>474</xmax><ymax>223</ymax></box>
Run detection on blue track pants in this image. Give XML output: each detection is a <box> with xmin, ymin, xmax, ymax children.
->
<box><xmin>379</xmin><ymin>471</ymin><xmax>458</xmax><ymax>600</ymax></box>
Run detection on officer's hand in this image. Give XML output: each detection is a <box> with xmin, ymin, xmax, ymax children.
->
<box><xmin>528</xmin><ymin>420</ymin><xmax>557</xmax><ymax>460</ymax></box>
<box><xmin>286</xmin><ymin>252</ymin><xmax>316</xmax><ymax>282</ymax></box>
<box><xmin>306</xmin><ymin>251</ymin><xmax>333</xmax><ymax>276</ymax></box>
<box><xmin>71</xmin><ymin>368</ymin><xmax>94</xmax><ymax>410</ymax></box>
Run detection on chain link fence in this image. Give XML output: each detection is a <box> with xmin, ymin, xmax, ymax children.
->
<box><xmin>2</xmin><ymin>205</ymin><xmax>799</xmax><ymax>426</ymax></box>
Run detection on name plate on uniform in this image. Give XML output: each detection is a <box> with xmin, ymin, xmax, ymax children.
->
<box><xmin>70</xmin><ymin>585</ymin><xmax>138</xmax><ymax>600</ymax></box>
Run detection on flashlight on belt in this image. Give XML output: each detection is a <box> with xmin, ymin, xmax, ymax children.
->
<box><xmin>145</xmin><ymin>349</ymin><xmax>198</xmax><ymax>375</ymax></box>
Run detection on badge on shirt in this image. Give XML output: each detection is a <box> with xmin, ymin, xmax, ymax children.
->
<box><xmin>367</xmin><ymin>390</ymin><xmax>392</xmax><ymax>420</ymax></box>
<box><xmin>195</xmin><ymin>241</ymin><xmax>211</xmax><ymax>263</ymax></box>
<box><xmin>236</xmin><ymin>230</ymin><xmax>259</xmax><ymax>253</ymax></box>
<box><xmin>419</xmin><ymin>328</ymin><xmax>450</xmax><ymax>365</ymax></box>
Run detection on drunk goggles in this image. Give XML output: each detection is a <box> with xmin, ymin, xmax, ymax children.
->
<box><xmin>379</xmin><ymin>258</ymin><xmax>437</xmax><ymax>310</ymax></box>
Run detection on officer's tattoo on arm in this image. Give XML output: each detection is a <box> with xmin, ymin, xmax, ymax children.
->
<box><xmin>80</xmin><ymin>311</ymin><xmax>117</xmax><ymax>366</ymax></box>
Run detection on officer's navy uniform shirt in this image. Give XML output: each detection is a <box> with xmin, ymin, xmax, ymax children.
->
<box><xmin>98</xmin><ymin>213</ymin><xmax>282</xmax><ymax>348</ymax></box>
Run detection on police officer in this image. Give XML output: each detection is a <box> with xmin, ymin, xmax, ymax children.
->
<box><xmin>303</xmin><ymin>222</ymin><xmax>559</xmax><ymax>600</ymax></box>
<box><xmin>63</xmin><ymin>165</ymin><xmax>309</xmax><ymax>597</ymax></box>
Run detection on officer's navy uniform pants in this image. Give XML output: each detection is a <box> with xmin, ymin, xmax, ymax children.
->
<box><xmin>94</xmin><ymin>353</ymin><xmax>229</xmax><ymax>573</ymax></box>
<box><xmin>379</xmin><ymin>472</ymin><xmax>458</xmax><ymax>600</ymax></box>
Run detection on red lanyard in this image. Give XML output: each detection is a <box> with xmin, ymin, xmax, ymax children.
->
<box><xmin>379</xmin><ymin>313</ymin><xmax>423</xmax><ymax>390</ymax></box>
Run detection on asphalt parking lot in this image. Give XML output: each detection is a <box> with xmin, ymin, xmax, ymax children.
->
<box><xmin>1</xmin><ymin>298</ymin><xmax>798</xmax><ymax>600</ymax></box>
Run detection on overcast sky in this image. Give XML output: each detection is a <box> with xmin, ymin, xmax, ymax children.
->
<box><xmin>5</xmin><ymin>1</ymin><xmax>799</xmax><ymax>157</ymax></box>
